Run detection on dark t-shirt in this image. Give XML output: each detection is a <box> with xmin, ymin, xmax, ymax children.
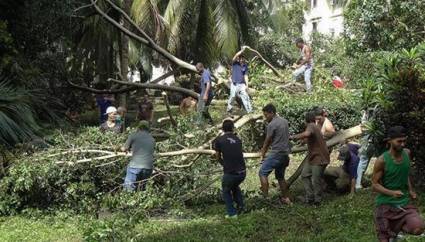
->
<box><xmin>232</xmin><ymin>62</ymin><xmax>248</xmax><ymax>84</ymax></box>
<box><xmin>213</xmin><ymin>133</ymin><xmax>246</xmax><ymax>174</ymax></box>
<box><xmin>266</xmin><ymin>116</ymin><xmax>291</xmax><ymax>154</ymax></box>
<box><xmin>306</xmin><ymin>123</ymin><xmax>330</xmax><ymax>165</ymax></box>
<box><xmin>343</xmin><ymin>143</ymin><xmax>360</xmax><ymax>179</ymax></box>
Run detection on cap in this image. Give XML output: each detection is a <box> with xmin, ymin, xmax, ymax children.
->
<box><xmin>105</xmin><ymin>106</ymin><xmax>117</xmax><ymax>115</ymax></box>
<box><xmin>385</xmin><ymin>126</ymin><xmax>407</xmax><ymax>141</ymax></box>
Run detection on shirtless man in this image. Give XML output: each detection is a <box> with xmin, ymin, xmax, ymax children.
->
<box><xmin>314</xmin><ymin>107</ymin><xmax>335</xmax><ymax>139</ymax></box>
<box><xmin>292</xmin><ymin>38</ymin><xmax>313</xmax><ymax>93</ymax></box>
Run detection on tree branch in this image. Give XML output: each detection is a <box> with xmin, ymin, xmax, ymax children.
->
<box><xmin>68</xmin><ymin>80</ymin><xmax>138</xmax><ymax>94</ymax></box>
<box><xmin>162</xmin><ymin>92</ymin><xmax>177</xmax><ymax>127</ymax></box>
<box><xmin>108</xmin><ymin>78</ymin><xmax>199</xmax><ymax>100</ymax></box>
<box><xmin>91</xmin><ymin>0</ymin><xmax>198</xmax><ymax>72</ymax></box>
<box><xmin>244</xmin><ymin>46</ymin><xmax>283</xmax><ymax>78</ymax></box>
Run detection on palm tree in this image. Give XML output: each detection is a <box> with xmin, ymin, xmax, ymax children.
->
<box><xmin>130</xmin><ymin>0</ymin><xmax>253</xmax><ymax>66</ymax></box>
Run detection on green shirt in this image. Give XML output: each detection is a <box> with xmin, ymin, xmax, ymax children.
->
<box><xmin>124</xmin><ymin>130</ymin><xmax>155</xmax><ymax>169</ymax></box>
<box><xmin>376</xmin><ymin>150</ymin><xmax>410</xmax><ymax>207</ymax></box>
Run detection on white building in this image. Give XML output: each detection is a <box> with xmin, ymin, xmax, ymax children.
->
<box><xmin>302</xmin><ymin>0</ymin><xmax>347</xmax><ymax>40</ymax></box>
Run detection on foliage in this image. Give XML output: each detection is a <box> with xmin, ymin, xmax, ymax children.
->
<box><xmin>344</xmin><ymin>0</ymin><xmax>425</xmax><ymax>54</ymax></box>
<box><xmin>0</xmin><ymin>82</ymin><xmax>40</xmax><ymax>147</ymax></box>
<box><xmin>365</xmin><ymin>42</ymin><xmax>425</xmax><ymax>185</ymax></box>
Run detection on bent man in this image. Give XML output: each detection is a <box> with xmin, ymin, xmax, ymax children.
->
<box><xmin>372</xmin><ymin>126</ymin><xmax>424</xmax><ymax>242</ymax></box>
<box><xmin>258</xmin><ymin>103</ymin><xmax>292</xmax><ymax>205</ymax></box>
<box><xmin>214</xmin><ymin>119</ymin><xmax>246</xmax><ymax>218</ymax></box>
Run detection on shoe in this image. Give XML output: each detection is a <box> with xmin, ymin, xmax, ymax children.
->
<box><xmin>225</xmin><ymin>214</ymin><xmax>238</xmax><ymax>219</ymax></box>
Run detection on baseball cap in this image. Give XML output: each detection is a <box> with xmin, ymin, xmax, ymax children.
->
<box><xmin>105</xmin><ymin>106</ymin><xmax>117</xmax><ymax>115</ymax></box>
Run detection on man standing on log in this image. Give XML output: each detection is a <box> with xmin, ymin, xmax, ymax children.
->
<box><xmin>195</xmin><ymin>62</ymin><xmax>214</xmax><ymax>125</ymax></box>
<box><xmin>213</xmin><ymin>119</ymin><xmax>246</xmax><ymax>218</ymax></box>
<box><xmin>258</xmin><ymin>103</ymin><xmax>292</xmax><ymax>205</ymax></box>
<box><xmin>372</xmin><ymin>126</ymin><xmax>424</xmax><ymax>242</ymax></box>
<box><xmin>292</xmin><ymin>38</ymin><xmax>313</xmax><ymax>94</ymax></box>
<box><xmin>291</xmin><ymin>111</ymin><xmax>330</xmax><ymax>205</ymax></box>
<box><xmin>227</xmin><ymin>47</ymin><xmax>252</xmax><ymax>115</ymax></box>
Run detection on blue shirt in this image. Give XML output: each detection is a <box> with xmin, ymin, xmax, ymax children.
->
<box><xmin>232</xmin><ymin>62</ymin><xmax>248</xmax><ymax>84</ymax></box>
<box><xmin>96</xmin><ymin>97</ymin><xmax>112</xmax><ymax>123</ymax></box>
<box><xmin>343</xmin><ymin>144</ymin><xmax>360</xmax><ymax>179</ymax></box>
<box><xmin>200</xmin><ymin>69</ymin><xmax>213</xmax><ymax>97</ymax></box>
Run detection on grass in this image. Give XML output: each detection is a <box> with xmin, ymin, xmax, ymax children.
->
<box><xmin>1</xmin><ymin>163</ymin><xmax>425</xmax><ymax>242</ymax></box>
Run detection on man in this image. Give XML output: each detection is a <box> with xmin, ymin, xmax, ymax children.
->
<box><xmin>137</xmin><ymin>95</ymin><xmax>154</xmax><ymax>122</ymax></box>
<box><xmin>372</xmin><ymin>126</ymin><xmax>424</xmax><ymax>242</ymax></box>
<box><xmin>338</xmin><ymin>142</ymin><xmax>360</xmax><ymax>194</ymax></box>
<box><xmin>100</xmin><ymin>106</ymin><xmax>122</xmax><ymax>133</ymax></box>
<box><xmin>213</xmin><ymin>119</ymin><xmax>246</xmax><ymax>218</ymax></box>
<box><xmin>292</xmin><ymin>38</ymin><xmax>313</xmax><ymax>93</ymax></box>
<box><xmin>314</xmin><ymin>107</ymin><xmax>335</xmax><ymax>139</ymax></box>
<box><xmin>258</xmin><ymin>103</ymin><xmax>292</xmax><ymax>205</ymax></box>
<box><xmin>195</xmin><ymin>62</ymin><xmax>214</xmax><ymax>125</ymax></box>
<box><xmin>121</xmin><ymin>120</ymin><xmax>156</xmax><ymax>192</ymax></box>
<box><xmin>291</xmin><ymin>111</ymin><xmax>330</xmax><ymax>205</ymax></box>
<box><xmin>116</xmin><ymin>106</ymin><xmax>127</xmax><ymax>132</ymax></box>
<box><xmin>227</xmin><ymin>47</ymin><xmax>252</xmax><ymax>114</ymax></box>
<box><xmin>96</xmin><ymin>94</ymin><xmax>114</xmax><ymax>124</ymax></box>
<box><xmin>356</xmin><ymin>108</ymin><xmax>374</xmax><ymax>189</ymax></box>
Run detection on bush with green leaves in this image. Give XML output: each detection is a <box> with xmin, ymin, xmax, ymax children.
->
<box><xmin>364</xmin><ymin>42</ymin><xmax>425</xmax><ymax>185</ymax></box>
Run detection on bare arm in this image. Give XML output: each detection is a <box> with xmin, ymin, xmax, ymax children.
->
<box><xmin>291</xmin><ymin>128</ymin><xmax>312</xmax><ymax>140</ymax></box>
<box><xmin>372</xmin><ymin>156</ymin><xmax>402</xmax><ymax>197</ymax></box>
<box><xmin>260</xmin><ymin>136</ymin><xmax>273</xmax><ymax>160</ymax></box>
<box><xmin>323</xmin><ymin>120</ymin><xmax>336</xmax><ymax>138</ymax></box>
<box><xmin>232</xmin><ymin>48</ymin><xmax>246</xmax><ymax>62</ymax></box>
<box><xmin>406</xmin><ymin>149</ymin><xmax>417</xmax><ymax>199</ymax></box>
<box><xmin>215</xmin><ymin>151</ymin><xmax>223</xmax><ymax>166</ymax></box>
<box><xmin>298</xmin><ymin>46</ymin><xmax>312</xmax><ymax>65</ymax></box>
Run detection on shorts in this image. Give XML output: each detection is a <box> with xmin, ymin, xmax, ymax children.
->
<box><xmin>259</xmin><ymin>152</ymin><xmax>289</xmax><ymax>180</ymax></box>
<box><xmin>375</xmin><ymin>204</ymin><xmax>424</xmax><ymax>240</ymax></box>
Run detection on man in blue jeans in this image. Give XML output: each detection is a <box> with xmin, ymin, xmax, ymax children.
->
<box><xmin>121</xmin><ymin>120</ymin><xmax>155</xmax><ymax>192</ymax></box>
<box><xmin>227</xmin><ymin>47</ymin><xmax>252</xmax><ymax>114</ymax></box>
<box><xmin>214</xmin><ymin>119</ymin><xmax>246</xmax><ymax>218</ymax></box>
<box><xmin>259</xmin><ymin>103</ymin><xmax>292</xmax><ymax>205</ymax></box>
<box><xmin>292</xmin><ymin>38</ymin><xmax>313</xmax><ymax>93</ymax></box>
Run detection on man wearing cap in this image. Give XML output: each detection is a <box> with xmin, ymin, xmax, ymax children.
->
<box><xmin>372</xmin><ymin>126</ymin><xmax>424</xmax><ymax>241</ymax></box>
<box><xmin>96</xmin><ymin>94</ymin><xmax>115</xmax><ymax>124</ymax></box>
<box><xmin>227</xmin><ymin>47</ymin><xmax>252</xmax><ymax>114</ymax></box>
<box><xmin>100</xmin><ymin>106</ymin><xmax>123</xmax><ymax>134</ymax></box>
<box><xmin>121</xmin><ymin>120</ymin><xmax>155</xmax><ymax>192</ymax></box>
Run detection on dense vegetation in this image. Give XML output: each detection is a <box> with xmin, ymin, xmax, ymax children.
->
<box><xmin>1</xmin><ymin>0</ymin><xmax>425</xmax><ymax>241</ymax></box>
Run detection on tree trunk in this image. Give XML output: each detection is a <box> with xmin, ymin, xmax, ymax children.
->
<box><xmin>118</xmin><ymin>0</ymin><xmax>132</xmax><ymax>107</ymax></box>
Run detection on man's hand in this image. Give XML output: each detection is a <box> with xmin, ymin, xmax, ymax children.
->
<box><xmin>409</xmin><ymin>190</ymin><xmax>418</xmax><ymax>200</ymax></box>
<box><xmin>391</xmin><ymin>190</ymin><xmax>404</xmax><ymax>198</ymax></box>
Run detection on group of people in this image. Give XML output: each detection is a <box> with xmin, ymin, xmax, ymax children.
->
<box><xmin>94</xmin><ymin>37</ymin><xmax>424</xmax><ymax>241</ymax></box>
<box><xmin>194</xmin><ymin>38</ymin><xmax>314</xmax><ymax>124</ymax></box>
<box><xmin>212</xmin><ymin>103</ymin><xmax>424</xmax><ymax>241</ymax></box>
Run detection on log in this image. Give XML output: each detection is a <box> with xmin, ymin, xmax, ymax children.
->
<box><xmin>244</xmin><ymin>46</ymin><xmax>283</xmax><ymax>78</ymax></box>
<box><xmin>108</xmin><ymin>78</ymin><xmax>199</xmax><ymax>100</ymax></box>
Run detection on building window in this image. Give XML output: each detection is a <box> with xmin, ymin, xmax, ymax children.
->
<box><xmin>312</xmin><ymin>22</ymin><xmax>318</xmax><ymax>33</ymax></box>
<box><xmin>312</xmin><ymin>0</ymin><xmax>317</xmax><ymax>8</ymax></box>
<box><xmin>330</xmin><ymin>28</ymin><xmax>335</xmax><ymax>36</ymax></box>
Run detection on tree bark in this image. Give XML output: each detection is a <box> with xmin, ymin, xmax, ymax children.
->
<box><xmin>118</xmin><ymin>0</ymin><xmax>132</xmax><ymax>108</ymax></box>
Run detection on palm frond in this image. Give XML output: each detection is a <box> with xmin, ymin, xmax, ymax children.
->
<box><xmin>213</xmin><ymin>0</ymin><xmax>240</xmax><ymax>59</ymax></box>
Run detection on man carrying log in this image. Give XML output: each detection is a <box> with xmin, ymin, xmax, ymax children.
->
<box><xmin>372</xmin><ymin>126</ymin><xmax>424</xmax><ymax>242</ymax></box>
<box><xmin>213</xmin><ymin>119</ymin><xmax>246</xmax><ymax>218</ymax></box>
<box><xmin>227</xmin><ymin>47</ymin><xmax>252</xmax><ymax>115</ymax></box>
<box><xmin>291</xmin><ymin>111</ymin><xmax>330</xmax><ymax>205</ymax></box>
<box><xmin>258</xmin><ymin>104</ymin><xmax>292</xmax><ymax>205</ymax></box>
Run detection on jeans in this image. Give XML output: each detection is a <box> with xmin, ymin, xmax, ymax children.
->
<box><xmin>293</xmin><ymin>64</ymin><xmax>313</xmax><ymax>93</ymax></box>
<box><xmin>301</xmin><ymin>162</ymin><xmax>326</xmax><ymax>203</ymax></box>
<box><xmin>196</xmin><ymin>95</ymin><xmax>213</xmax><ymax>124</ymax></box>
<box><xmin>227</xmin><ymin>83</ymin><xmax>252</xmax><ymax>113</ymax></box>
<box><xmin>123</xmin><ymin>166</ymin><xmax>153</xmax><ymax>192</ymax></box>
<box><xmin>356</xmin><ymin>153</ymin><xmax>371</xmax><ymax>188</ymax></box>
<box><xmin>259</xmin><ymin>152</ymin><xmax>289</xmax><ymax>180</ymax></box>
<box><xmin>222</xmin><ymin>172</ymin><xmax>246</xmax><ymax>216</ymax></box>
